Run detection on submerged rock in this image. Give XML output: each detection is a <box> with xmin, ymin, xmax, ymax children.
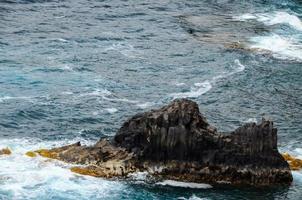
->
<box><xmin>33</xmin><ymin>99</ymin><xmax>292</xmax><ymax>185</ymax></box>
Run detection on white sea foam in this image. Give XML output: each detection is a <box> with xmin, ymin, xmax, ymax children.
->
<box><xmin>136</xmin><ymin>102</ymin><xmax>153</xmax><ymax>109</ymax></box>
<box><xmin>175</xmin><ymin>82</ymin><xmax>186</xmax><ymax>86</ymax></box>
<box><xmin>92</xmin><ymin>111</ymin><xmax>99</xmax><ymax>116</ymax></box>
<box><xmin>78</xmin><ymin>89</ymin><xmax>140</xmax><ymax>104</ymax></box>
<box><xmin>235</xmin><ymin>11</ymin><xmax>302</xmax><ymax>61</ymax></box>
<box><xmin>294</xmin><ymin>148</ymin><xmax>302</xmax><ymax>159</ymax></box>
<box><xmin>0</xmin><ymin>96</ymin><xmax>33</xmax><ymax>103</ymax></box>
<box><xmin>235</xmin><ymin>11</ymin><xmax>302</xmax><ymax>31</ymax></box>
<box><xmin>212</xmin><ymin>59</ymin><xmax>245</xmax><ymax>82</ymax></box>
<box><xmin>104</xmin><ymin>43</ymin><xmax>141</xmax><ymax>58</ymax></box>
<box><xmin>0</xmin><ymin>137</ymin><xmax>94</xmax><ymax>152</ymax></box>
<box><xmin>102</xmin><ymin>96</ymin><xmax>139</xmax><ymax>104</ymax></box>
<box><xmin>169</xmin><ymin>59</ymin><xmax>246</xmax><ymax>99</ymax></box>
<box><xmin>79</xmin><ymin>89</ymin><xmax>112</xmax><ymax>97</ymax></box>
<box><xmin>156</xmin><ymin>180</ymin><xmax>212</xmax><ymax>189</ymax></box>
<box><xmin>54</xmin><ymin>15</ymin><xmax>65</xmax><ymax>19</ymax></box>
<box><xmin>260</xmin><ymin>12</ymin><xmax>302</xmax><ymax>31</ymax></box>
<box><xmin>235</xmin><ymin>13</ymin><xmax>257</xmax><ymax>20</ymax></box>
<box><xmin>105</xmin><ymin>108</ymin><xmax>118</xmax><ymax>113</ymax></box>
<box><xmin>243</xmin><ymin>118</ymin><xmax>258</xmax><ymax>123</ymax></box>
<box><xmin>282</xmin><ymin>148</ymin><xmax>302</xmax><ymax>183</ymax></box>
<box><xmin>59</xmin><ymin>64</ymin><xmax>73</xmax><ymax>71</ymax></box>
<box><xmin>61</xmin><ymin>91</ymin><xmax>74</xmax><ymax>95</ymax></box>
<box><xmin>194</xmin><ymin>82</ymin><xmax>206</xmax><ymax>87</ymax></box>
<box><xmin>80</xmin><ymin>88</ymin><xmax>148</xmax><ymax>107</ymax></box>
<box><xmin>250</xmin><ymin>34</ymin><xmax>302</xmax><ymax>61</ymax></box>
<box><xmin>55</xmin><ymin>38</ymin><xmax>68</xmax><ymax>42</ymax></box>
<box><xmin>234</xmin><ymin>59</ymin><xmax>246</xmax><ymax>72</ymax></box>
<box><xmin>169</xmin><ymin>80</ymin><xmax>212</xmax><ymax>99</ymax></box>
<box><xmin>0</xmin><ymin>138</ymin><xmax>124</xmax><ymax>199</ymax></box>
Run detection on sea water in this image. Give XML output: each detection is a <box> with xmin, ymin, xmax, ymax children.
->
<box><xmin>0</xmin><ymin>0</ymin><xmax>301</xmax><ymax>199</ymax></box>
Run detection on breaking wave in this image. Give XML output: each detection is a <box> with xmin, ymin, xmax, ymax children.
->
<box><xmin>0</xmin><ymin>138</ymin><xmax>128</xmax><ymax>200</ymax></box>
<box><xmin>249</xmin><ymin>34</ymin><xmax>302</xmax><ymax>61</ymax></box>
<box><xmin>235</xmin><ymin>11</ymin><xmax>302</xmax><ymax>31</ymax></box>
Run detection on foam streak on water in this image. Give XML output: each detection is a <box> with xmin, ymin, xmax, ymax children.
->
<box><xmin>169</xmin><ymin>80</ymin><xmax>212</xmax><ymax>99</ymax></box>
<box><xmin>0</xmin><ymin>96</ymin><xmax>34</xmax><ymax>103</ymax></box>
<box><xmin>156</xmin><ymin>180</ymin><xmax>212</xmax><ymax>189</ymax></box>
<box><xmin>169</xmin><ymin>59</ymin><xmax>245</xmax><ymax>99</ymax></box>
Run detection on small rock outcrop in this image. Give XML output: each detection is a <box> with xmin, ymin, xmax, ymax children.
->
<box><xmin>32</xmin><ymin>99</ymin><xmax>293</xmax><ymax>185</ymax></box>
<box><xmin>0</xmin><ymin>147</ymin><xmax>12</xmax><ymax>155</ymax></box>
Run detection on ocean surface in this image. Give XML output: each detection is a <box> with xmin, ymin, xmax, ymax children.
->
<box><xmin>0</xmin><ymin>0</ymin><xmax>301</xmax><ymax>199</ymax></box>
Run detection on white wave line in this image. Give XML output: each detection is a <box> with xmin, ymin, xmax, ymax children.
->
<box><xmin>169</xmin><ymin>59</ymin><xmax>246</xmax><ymax>99</ymax></box>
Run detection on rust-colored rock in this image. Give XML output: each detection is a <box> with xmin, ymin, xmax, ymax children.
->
<box><xmin>70</xmin><ymin>166</ymin><xmax>104</xmax><ymax>177</ymax></box>
<box><xmin>25</xmin><ymin>151</ymin><xmax>37</xmax><ymax>157</ymax></box>
<box><xmin>282</xmin><ymin>153</ymin><xmax>302</xmax><ymax>171</ymax></box>
<box><xmin>35</xmin><ymin>149</ymin><xmax>59</xmax><ymax>159</ymax></box>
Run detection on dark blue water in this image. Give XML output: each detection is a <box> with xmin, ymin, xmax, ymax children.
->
<box><xmin>0</xmin><ymin>0</ymin><xmax>302</xmax><ymax>199</ymax></box>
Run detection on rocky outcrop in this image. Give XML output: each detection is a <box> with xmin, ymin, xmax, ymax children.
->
<box><xmin>0</xmin><ymin>147</ymin><xmax>11</xmax><ymax>155</ymax></box>
<box><xmin>31</xmin><ymin>99</ymin><xmax>293</xmax><ymax>185</ymax></box>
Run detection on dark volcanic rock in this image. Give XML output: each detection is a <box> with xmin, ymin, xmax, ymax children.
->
<box><xmin>114</xmin><ymin>99</ymin><xmax>216</xmax><ymax>161</ymax></box>
<box><xmin>113</xmin><ymin>99</ymin><xmax>292</xmax><ymax>185</ymax></box>
<box><xmin>36</xmin><ymin>99</ymin><xmax>293</xmax><ymax>185</ymax></box>
<box><xmin>114</xmin><ymin>99</ymin><xmax>280</xmax><ymax>163</ymax></box>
